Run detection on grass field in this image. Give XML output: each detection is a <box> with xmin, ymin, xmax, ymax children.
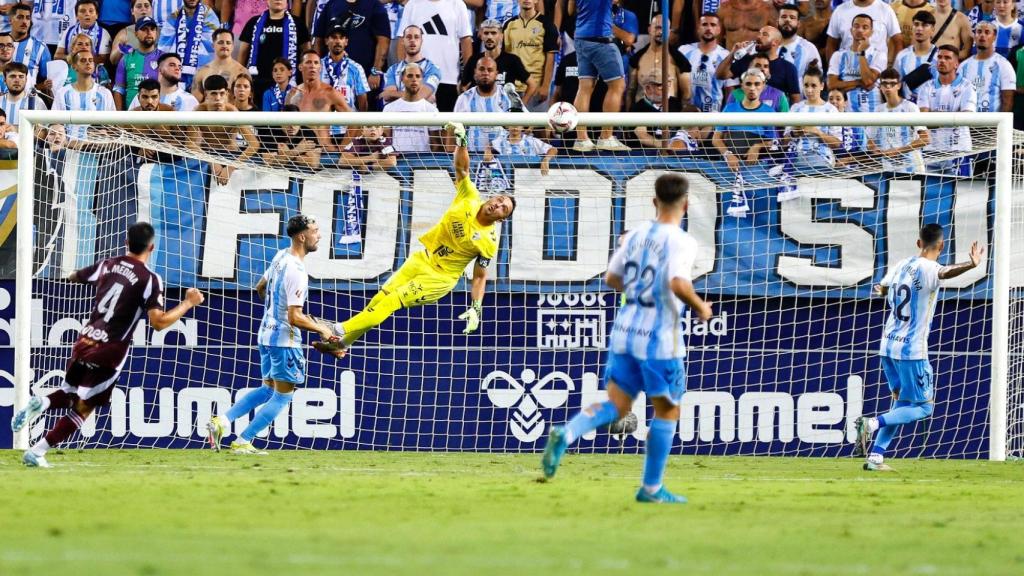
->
<box><xmin>1</xmin><ymin>450</ymin><xmax>1022</xmax><ymax>576</ymax></box>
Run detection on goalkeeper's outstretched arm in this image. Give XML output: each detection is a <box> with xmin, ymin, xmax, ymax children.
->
<box><xmin>450</xmin><ymin>123</ymin><xmax>470</xmax><ymax>181</ymax></box>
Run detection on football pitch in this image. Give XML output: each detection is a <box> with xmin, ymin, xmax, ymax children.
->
<box><xmin>0</xmin><ymin>451</ymin><xmax>1021</xmax><ymax>576</ymax></box>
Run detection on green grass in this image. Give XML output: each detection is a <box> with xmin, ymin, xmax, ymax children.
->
<box><xmin>1</xmin><ymin>450</ymin><xmax>1022</xmax><ymax>576</ymax></box>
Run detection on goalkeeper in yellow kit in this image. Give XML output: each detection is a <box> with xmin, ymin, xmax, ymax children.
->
<box><xmin>314</xmin><ymin>123</ymin><xmax>516</xmax><ymax>358</ymax></box>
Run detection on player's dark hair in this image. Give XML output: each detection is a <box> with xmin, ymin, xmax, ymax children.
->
<box><xmin>751</xmin><ymin>51</ymin><xmax>771</xmax><ymax>64</ymax></box>
<box><xmin>0</xmin><ymin>31</ymin><xmax>12</xmax><ymax>40</ymax></box>
<box><xmin>0</xmin><ymin>109</ymin><xmax>7</xmax><ymax>119</ymax></box>
<box><xmin>12</xmin><ymin>3</ymin><xmax>32</xmax><ymax>17</ymax></box>
<box><xmin>287</xmin><ymin>214</ymin><xmax>316</xmax><ymax>237</ymax></box>
<box><xmin>272</xmin><ymin>56</ymin><xmax>293</xmax><ymax>70</ymax></box>
<box><xmin>507</xmin><ymin>195</ymin><xmax>517</xmax><ymax>216</ymax></box>
<box><xmin>213</xmin><ymin>27</ymin><xmax>234</xmax><ymax>42</ymax></box>
<box><xmin>3</xmin><ymin>62</ymin><xmax>28</xmax><ymax>77</ymax></box>
<box><xmin>75</xmin><ymin>0</ymin><xmax>99</xmax><ymax>14</ymax></box>
<box><xmin>158</xmin><ymin>52</ymin><xmax>181</xmax><ymax>66</ymax></box>
<box><xmin>912</xmin><ymin>11</ymin><xmax>936</xmax><ymax>26</ymax></box>
<box><xmin>920</xmin><ymin>223</ymin><xmax>945</xmax><ymax>247</ymax></box>
<box><xmin>301</xmin><ymin>48</ymin><xmax>320</xmax><ymax>61</ymax></box>
<box><xmin>203</xmin><ymin>73</ymin><xmax>228</xmax><ymax>92</ymax></box>
<box><xmin>853</xmin><ymin>13</ymin><xmax>874</xmax><ymax>26</ymax></box>
<box><xmin>700</xmin><ymin>12</ymin><xmax>720</xmax><ymax>21</ymax></box>
<box><xmin>779</xmin><ymin>4</ymin><xmax>801</xmax><ymax>16</ymax></box>
<box><xmin>137</xmin><ymin>78</ymin><xmax>160</xmax><ymax>93</ymax></box>
<box><xmin>937</xmin><ymin>44</ymin><xmax>960</xmax><ymax>59</ymax></box>
<box><xmin>802</xmin><ymin>64</ymin><xmax>824</xmax><ymax>82</ymax></box>
<box><xmin>655</xmin><ymin>173</ymin><xmax>689</xmax><ymax>205</ymax></box>
<box><xmin>127</xmin><ymin>222</ymin><xmax>156</xmax><ymax>254</ymax></box>
<box><xmin>879</xmin><ymin>67</ymin><xmax>901</xmax><ymax>82</ymax></box>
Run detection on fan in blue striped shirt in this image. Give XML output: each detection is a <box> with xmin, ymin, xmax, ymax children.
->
<box><xmin>0</xmin><ymin>63</ymin><xmax>48</xmax><ymax>126</ymax></box>
<box><xmin>958</xmin><ymin>21</ymin><xmax>1016</xmax><ymax>112</ymax></box>
<box><xmin>453</xmin><ymin>56</ymin><xmax>513</xmax><ymax>152</ymax></box>
<box><xmin>10</xmin><ymin>4</ymin><xmax>51</xmax><ymax>90</ymax></box>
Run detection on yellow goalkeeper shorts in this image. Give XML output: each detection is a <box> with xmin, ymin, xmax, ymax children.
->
<box><xmin>383</xmin><ymin>250</ymin><xmax>460</xmax><ymax>308</ymax></box>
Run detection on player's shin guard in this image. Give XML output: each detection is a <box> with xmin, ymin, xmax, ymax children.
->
<box><xmin>564</xmin><ymin>401</ymin><xmax>619</xmax><ymax>445</ymax></box>
<box><xmin>238</xmin><ymin>390</ymin><xmax>293</xmax><ymax>443</ymax></box>
<box><xmin>340</xmin><ymin>292</ymin><xmax>404</xmax><ymax>347</ymax></box>
<box><xmin>642</xmin><ymin>418</ymin><xmax>675</xmax><ymax>492</ymax></box>
<box><xmin>225</xmin><ymin>385</ymin><xmax>274</xmax><ymax>422</ymax></box>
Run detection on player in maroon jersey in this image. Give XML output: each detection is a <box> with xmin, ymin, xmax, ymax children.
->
<box><xmin>11</xmin><ymin>222</ymin><xmax>205</xmax><ymax>468</ymax></box>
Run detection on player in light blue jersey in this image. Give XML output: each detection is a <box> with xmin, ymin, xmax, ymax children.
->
<box><xmin>827</xmin><ymin>13</ymin><xmax>885</xmax><ymax>113</ymax></box>
<box><xmin>541</xmin><ymin>174</ymin><xmax>713</xmax><ymax>504</ymax></box>
<box><xmin>958</xmin><ymin>21</ymin><xmax>1016</xmax><ymax>112</ymax></box>
<box><xmin>867</xmin><ymin>68</ymin><xmax>929</xmax><ymax>173</ymax></box>
<box><xmin>856</xmin><ymin>224</ymin><xmax>984</xmax><ymax>471</ymax></box>
<box><xmin>207</xmin><ymin>215</ymin><xmax>338</xmax><ymax>454</ymax></box>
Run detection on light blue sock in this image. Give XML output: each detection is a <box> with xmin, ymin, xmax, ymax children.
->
<box><xmin>871</xmin><ymin>401</ymin><xmax>932</xmax><ymax>456</ymax></box>
<box><xmin>225</xmin><ymin>386</ymin><xmax>273</xmax><ymax>422</ymax></box>
<box><xmin>564</xmin><ymin>401</ymin><xmax>619</xmax><ymax>445</ymax></box>
<box><xmin>871</xmin><ymin>424</ymin><xmax>897</xmax><ymax>455</ymax></box>
<box><xmin>239</xmin><ymin>390</ymin><xmax>293</xmax><ymax>442</ymax></box>
<box><xmin>642</xmin><ymin>418</ymin><xmax>676</xmax><ymax>490</ymax></box>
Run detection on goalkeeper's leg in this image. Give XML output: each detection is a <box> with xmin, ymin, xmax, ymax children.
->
<box><xmin>337</xmin><ymin>290</ymin><xmax>405</xmax><ymax>347</ymax></box>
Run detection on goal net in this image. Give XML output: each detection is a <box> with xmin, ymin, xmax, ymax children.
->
<box><xmin>9</xmin><ymin>110</ymin><xmax>1021</xmax><ymax>460</ymax></box>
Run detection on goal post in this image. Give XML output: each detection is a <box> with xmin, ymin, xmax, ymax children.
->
<box><xmin>10</xmin><ymin>110</ymin><xmax>1019</xmax><ymax>460</ymax></box>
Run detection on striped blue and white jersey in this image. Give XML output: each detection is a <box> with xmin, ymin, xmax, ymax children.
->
<box><xmin>785</xmin><ymin>101</ymin><xmax>841</xmax><ymax>157</ymax></box>
<box><xmin>993</xmin><ymin>19</ymin><xmax>1024</xmax><ymax>59</ymax></box>
<box><xmin>607</xmin><ymin>221</ymin><xmax>699</xmax><ymax>360</ymax></box>
<box><xmin>51</xmin><ymin>83</ymin><xmax>115</xmax><ymax>140</ymax></box>
<box><xmin>917</xmin><ymin>75</ymin><xmax>976</xmax><ymax>152</ymax></box>
<box><xmin>13</xmin><ymin>36</ymin><xmax>52</xmax><ymax>86</ymax></box>
<box><xmin>489</xmin><ymin>130</ymin><xmax>552</xmax><ymax>157</ymax></box>
<box><xmin>829</xmin><ymin>47</ymin><xmax>886</xmax><ymax>112</ymax></box>
<box><xmin>152</xmin><ymin>0</ymin><xmax>184</xmax><ymax>29</ymax></box>
<box><xmin>257</xmin><ymin>249</ymin><xmax>308</xmax><ymax>349</ymax></box>
<box><xmin>321</xmin><ymin>55</ymin><xmax>370</xmax><ymax>107</ymax></box>
<box><xmin>893</xmin><ymin>46</ymin><xmax>936</xmax><ymax>102</ymax></box>
<box><xmin>30</xmin><ymin>0</ymin><xmax>75</xmax><ymax>45</ymax></box>
<box><xmin>128</xmin><ymin>86</ymin><xmax>199</xmax><ymax>111</ymax></box>
<box><xmin>779</xmin><ymin>36</ymin><xmax>822</xmax><ymax>97</ymax></box>
<box><xmin>958</xmin><ymin>53</ymin><xmax>1015</xmax><ymax>112</ymax></box>
<box><xmin>485</xmin><ymin>0</ymin><xmax>519</xmax><ymax>23</ymax></box>
<box><xmin>866</xmin><ymin>99</ymin><xmax>926</xmax><ymax>173</ymax></box>
<box><xmin>879</xmin><ymin>256</ymin><xmax>943</xmax><ymax>360</ymax></box>
<box><xmin>0</xmin><ymin>91</ymin><xmax>47</xmax><ymax>125</ymax></box>
<box><xmin>679</xmin><ymin>43</ymin><xmax>729</xmax><ymax>112</ymax></box>
<box><xmin>383</xmin><ymin>57</ymin><xmax>443</xmax><ymax>94</ymax></box>
<box><xmin>453</xmin><ymin>86</ymin><xmax>512</xmax><ymax>152</ymax></box>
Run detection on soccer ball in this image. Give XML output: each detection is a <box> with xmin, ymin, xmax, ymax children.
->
<box><xmin>547</xmin><ymin>101</ymin><xmax>579</xmax><ymax>133</ymax></box>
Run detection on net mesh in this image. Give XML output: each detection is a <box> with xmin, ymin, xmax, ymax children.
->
<box><xmin>17</xmin><ymin>113</ymin><xmax>1022</xmax><ymax>458</ymax></box>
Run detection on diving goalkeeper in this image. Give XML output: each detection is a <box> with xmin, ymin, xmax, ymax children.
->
<box><xmin>315</xmin><ymin>122</ymin><xmax>516</xmax><ymax>357</ymax></box>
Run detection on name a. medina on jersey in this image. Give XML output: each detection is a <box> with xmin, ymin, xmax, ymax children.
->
<box><xmin>612</xmin><ymin>311</ymin><xmax>729</xmax><ymax>337</ymax></box>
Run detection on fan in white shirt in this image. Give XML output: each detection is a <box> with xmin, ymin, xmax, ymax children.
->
<box><xmin>381</xmin><ymin>62</ymin><xmax>441</xmax><ymax>152</ymax></box>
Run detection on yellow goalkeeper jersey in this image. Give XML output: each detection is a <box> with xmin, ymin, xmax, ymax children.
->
<box><xmin>418</xmin><ymin>176</ymin><xmax>500</xmax><ymax>278</ymax></box>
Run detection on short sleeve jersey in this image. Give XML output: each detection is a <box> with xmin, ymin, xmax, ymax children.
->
<box><xmin>879</xmin><ymin>256</ymin><xmax>943</xmax><ymax>360</ymax></box>
<box><xmin>257</xmin><ymin>249</ymin><xmax>308</xmax><ymax>348</ymax></box>
<box><xmin>418</xmin><ymin>176</ymin><xmax>500</xmax><ymax>277</ymax></box>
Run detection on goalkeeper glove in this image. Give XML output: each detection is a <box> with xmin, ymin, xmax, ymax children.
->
<box><xmin>445</xmin><ymin>122</ymin><xmax>468</xmax><ymax>148</ymax></box>
<box><xmin>458</xmin><ymin>300</ymin><xmax>483</xmax><ymax>334</ymax></box>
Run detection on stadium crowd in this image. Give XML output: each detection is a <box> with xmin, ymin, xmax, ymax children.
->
<box><xmin>0</xmin><ymin>0</ymin><xmax>1016</xmax><ymax>166</ymax></box>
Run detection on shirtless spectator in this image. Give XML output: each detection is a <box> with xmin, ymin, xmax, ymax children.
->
<box><xmin>188</xmin><ymin>74</ymin><xmax>259</xmax><ymax>186</ymax></box>
<box><xmin>933</xmin><ymin>0</ymin><xmax>973</xmax><ymax>60</ymax></box>
<box><xmin>286</xmin><ymin>49</ymin><xmax>352</xmax><ymax>153</ymax></box>
<box><xmin>718</xmin><ymin>0</ymin><xmax>778</xmax><ymax>48</ymax></box>
<box><xmin>802</xmin><ymin>0</ymin><xmax>832</xmax><ymax>54</ymax></box>
<box><xmin>191</xmin><ymin>28</ymin><xmax>249</xmax><ymax>101</ymax></box>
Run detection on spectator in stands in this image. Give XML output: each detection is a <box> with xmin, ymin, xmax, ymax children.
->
<box><xmin>484</xmin><ymin>125</ymin><xmax>556</xmax><ymax>174</ymax></box>
<box><xmin>802</xmin><ymin>0</ymin><xmax>831</xmax><ymax>54</ymax></box>
<box><xmin>784</xmin><ymin>66</ymin><xmax>842</xmax><ymax>172</ymax></box>
<box><xmin>959</xmin><ymin>21</ymin><xmax>1014</xmax><ymax>113</ymax></box>
<box><xmin>314</xmin><ymin>0</ymin><xmax>390</xmax><ymax>98</ymax></box>
<box><xmin>825</xmin><ymin>0</ymin><xmax>902</xmax><ymax>67</ymax></box>
<box><xmin>192</xmin><ymin>28</ymin><xmax>248</xmax><ymax>100</ymax></box>
<box><xmin>100</xmin><ymin>0</ymin><xmax>136</xmax><ymax>40</ymax></box>
<box><xmin>918</xmin><ymin>44</ymin><xmax>977</xmax><ymax>176</ymax></box>
<box><xmin>717</xmin><ymin>0</ymin><xmax>777</xmax><ymax>49</ymax></box>
<box><xmin>718</xmin><ymin>25</ymin><xmax>800</xmax><ymax>104</ymax></box>
<box><xmin>611</xmin><ymin>0</ymin><xmax>639</xmax><ymax>88</ymax></box>
<box><xmin>629</xmin><ymin>13</ymin><xmax>690</xmax><ymax>105</ymax></box>
<box><xmin>31</xmin><ymin>0</ymin><xmax>74</xmax><ymax>55</ymax></box>
<box><xmin>828</xmin><ymin>14</ymin><xmax>886</xmax><ymax>112</ymax></box>
<box><xmin>113</xmin><ymin>17</ymin><xmax>162</xmax><ymax>111</ymax></box>
<box><xmin>231</xmin><ymin>72</ymin><xmax>257</xmax><ymax>110</ymax></box>
<box><xmin>0</xmin><ymin>32</ymin><xmax>14</xmax><ymax>93</ymax></box>
<box><xmin>968</xmin><ymin>0</ymin><xmax>996</xmax><ymax>30</ymax></box>
<box><xmin>397</xmin><ymin>0</ymin><xmax>471</xmax><ymax>112</ymax></box>
<box><xmin>127</xmin><ymin>53</ymin><xmax>199</xmax><ymax>111</ymax></box>
<box><xmin>287</xmin><ymin>49</ymin><xmax>352</xmax><ymax>151</ymax></box>
<box><xmin>263</xmin><ymin>103</ymin><xmax>323</xmax><ymax>173</ymax></box>
<box><xmin>0</xmin><ymin>109</ymin><xmax>19</xmax><ymax>149</ymax></box>
<box><xmin>59</xmin><ymin>34</ymin><xmax>113</xmax><ymax>89</ymax></box>
<box><xmin>504</xmin><ymin>0</ymin><xmax>557</xmax><ymax>109</ymax></box>
<box><xmin>10</xmin><ymin>4</ymin><xmax>50</xmax><ymax>91</ymax></box>
<box><xmin>222</xmin><ymin>0</ymin><xmax>289</xmax><ymax>42</ymax></box>
<box><xmin>828</xmin><ymin>87</ymin><xmax>867</xmax><ymax>166</ymax></box>
<box><xmin>55</xmin><ymin>0</ymin><xmax>112</xmax><ymax>66</ymax></box>
<box><xmin>777</xmin><ymin>4</ymin><xmax>821</xmax><ymax>96</ymax></box>
<box><xmin>569</xmin><ymin>0</ymin><xmax>631</xmax><ymax>151</ymax></box>
<box><xmin>454</xmin><ymin>56</ymin><xmax>514</xmax><ymax>152</ymax></box>
<box><xmin>866</xmin><ymin>68</ymin><xmax>929</xmax><ymax>173</ymax></box>
<box><xmin>342</xmin><ymin>124</ymin><xmax>398</xmax><ymax>171</ymax></box>
<box><xmin>725</xmin><ymin>53</ymin><xmax>791</xmax><ymax>111</ymax></box>
<box><xmin>158</xmin><ymin>0</ymin><xmax>222</xmax><ymax>91</ymax></box>
<box><xmin>893</xmin><ymin>11</ymin><xmax>937</xmax><ymax>103</ymax></box>
<box><xmin>111</xmin><ymin>0</ymin><xmax>155</xmax><ymax>67</ymax></box>
<box><xmin>629</xmin><ymin>69</ymin><xmax>682</xmax><ymax>149</ymax></box>
<box><xmin>890</xmin><ymin>0</ymin><xmax>934</xmax><ymax>50</ymax></box>
<box><xmin>461</xmin><ymin>19</ymin><xmax>532</xmax><ymax>99</ymax></box>
<box><xmin>263</xmin><ymin>57</ymin><xmax>295</xmax><ymax>111</ymax></box>
<box><xmin>382</xmin><ymin>0</ymin><xmax>404</xmax><ymax>60</ymax></box>
<box><xmin>486</xmin><ymin>0</ymin><xmax>518</xmax><ymax>24</ymax></box>
<box><xmin>320</xmin><ymin>23</ymin><xmax>370</xmax><ymax>111</ymax></box>
<box><xmin>680</xmin><ymin>12</ymin><xmax>730</xmax><ymax>113</ymax></box>
<box><xmin>551</xmin><ymin>50</ymin><xmax>606</xmax><ymax>122</ymax></box>
<box><xmin>190</xmin><ymin>73</ymin><xmax>259</xmax><ymax>186</ymax></box>
<box><xmin>933</xmin><ymin>0</ymin><xmax>973</xmax><ymax>61</ymax></box>
<box><xmin>239</xmin><ymin>0</ymin><xmax>310</xmax><ymax>105</ymax></box>
<box><xmin>992</xmin><ymin>0</ymin><xmax>1023</xmax><ymax>61</ymax></box>
<box><xmin>131</xmin><ymin>78</ymin><xmax>173</xmax><ymax>110</ymax></box>
<box><xmin>382</xmin><ymin>24</ymin><xmax>441</xmax><ymax>104</ymax></box>
<box><xmin>381</xmin><ymin>63</ymin><xmax>441</xmax><ymax>152</ymax></box>
<box><xmin>0</xmin><ymin>63</ymin><xmax>47</xmax><ymax>126</ymax></box>
<box><xmin>52</xmin><ymin>50</ymin><xmax>115</xmax><ymax>146</ymax></box>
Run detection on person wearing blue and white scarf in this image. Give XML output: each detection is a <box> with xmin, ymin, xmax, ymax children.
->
<box><xmin>158</xmin><ymin>0</ymin><xmax>221</xmax><ymax>91</ymax></box>
<box><xmin>31</xmin><ymin>0</ymin><xmax>76</xmax><ymax>49</ymax></box>
<box><xmin>240</xmin><ymin>0</ymin><xmax>310</xmax><ymax>110</ymax></box>
<box><xmin>55</xmin><ymin>0</ymin><xmax>111</xmax><ymax>65</ymax></box>
<box><xmin>321</xmin><ymin>24</ymin><xmax>369</xmax><ymax>110</ymax></box>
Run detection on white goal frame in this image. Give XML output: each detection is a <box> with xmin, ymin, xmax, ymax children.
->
<box><xmin>12</xmin><ymin>110</ymin><xmax>1014</xmax><ymax>459</ymax></box>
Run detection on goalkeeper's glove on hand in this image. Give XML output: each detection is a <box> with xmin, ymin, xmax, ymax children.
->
<box><xmin>445</xmin><ymin>122</ymin><xmax>468</xmax><ymax>148</ymax></box>
<box><xmin>458</xmin><ymin>300</ymin><xmax>483</xmax><ymax>334</ymax></box>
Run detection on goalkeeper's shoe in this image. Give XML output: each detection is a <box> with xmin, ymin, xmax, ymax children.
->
<box><xmin>11</xmin><ymin>396</ymin><xmax>44</xmax><ymax>432</ymax></box>
<box><xmin>863</xmin><ymin>454</ymin><xmax>894</xmax><ymax>472</ymax></box>
<box><xmin>541</xmin><ymin>425</ymin><xmax>568</xmax><ymax>479</ymax></box>
<box><xmin>22</xmin><ymin>450</ymin><xmax>51</xmax><ymax>468</ymax></box>
<box><xmin>206</xmin><ymin>416</ymin><xmax>228</xmax><ymax>451</ymax></box>
<box><xmin>635</xmin><ymin>486</ymin><xmax>688</xmax><ymax>504</ymax></box>
<box><xmin>854</xmin><ymin>416</ymin><xmax>872</xmax><ymax>458</ymax></box>
<box><xmin>313</xmin><ymin>340</ymin><xmax>348</xmax><ymax>358</ymax></box>
<box><xmin>230</xmin><ymin>440</ymin><xmax>267</xmax><ymax>455</ymax></box>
